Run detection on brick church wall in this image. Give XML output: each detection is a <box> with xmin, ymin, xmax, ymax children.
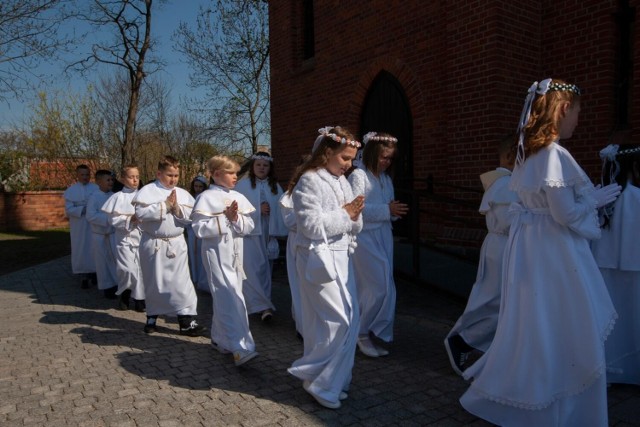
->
<box><xmin>0</xmin><ymin>192</ymin><xmax>67</xmax><ymax>231</ymax></box>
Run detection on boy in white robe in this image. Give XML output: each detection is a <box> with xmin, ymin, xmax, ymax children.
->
<box><xmin>191</xmin><ymin>155</ymin><xmax>258</xmax><ymax>366</ymax></box>
<box><xmin>101</xmin><ymin>165</ymin><xmax>145</xmax><ymax>311</ymax></box>
<box><xmin>444</xmin><ymin>135</ymin><xmax>518</xmax><ymax>375</ymax></box>
<box><xmin>64</xmin><ymin>164</ymin><xmax>99</xmax><ymax>288</ymax></box>
<box><xmin>86</xmin><ymin>169</ymin><xmax>118</xmax><ymax>298</ymax></box>
<box><xmin>132</xmin><ymin>156</ymin><xmax>206</xmax><ymax>337</ymax></box>
<box><xmin>235</xmin><ymin>152</ymin><xmax>288</xmax><ymax>322</ymax></box>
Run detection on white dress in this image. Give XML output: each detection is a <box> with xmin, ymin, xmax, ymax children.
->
<box><xmin>132</xmin><ymin>181</ymin><xmax>198</xmax><ymax>317</ymax></box>
<box><xmin>348</xmin><ymin>167</ymin><xmax>397</xmax><ymax>341</ymax></box>
<box><xmin>288</xmin><ymin>168</ymin><xmax>363</xmax><ymax>403</ymax></box>
<box><xmin>279</xmin><ymin>192</ymin><xmax>302</xmax><ymax>336</ymax></box>
<box><xmin>235</xmin><ymin>177</ymin><xmax>288</xmax><ymax>314</ymax></box>
<box><xmin>446</xmin><ymin>168</ymin><xmax>518</xmax><ymax>351</ymax></box>
<box><xmin>86</xmin><ymin>190</ymin><xmax>118</xmax><ymax>290</ymax></box>
<box><xmin>191</xmin><ymin>185</ymin><xmax>256</xmax><ymax>352</ymax></box>
<box><xmin>64</xmin><ymin>182</ymin><xmax>99</xmax><ymax>274</ymax></box>
<box><xmin>592</xmin><ymin>184</ymin><xmax>640</xmax><ymax>385</ymax></box>
<box><xmin>460</xmin><ymin>142</ymin><xmax>617</xmax><ymax>426</ymax></box>
<box><xmin>101</xmin><ymin>187</ymin><xmax>145</xmax><ymax>300</ymax></box>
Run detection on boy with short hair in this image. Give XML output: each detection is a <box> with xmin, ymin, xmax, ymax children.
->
<box><xmin>64</xmin><ymin>164</ymin><xmax>99</xmax><ymax>288</ymax></box>
<box><xmin>101</xmin><ymin>165</ymin><xmax>145</xmax><ymax>311</ymax></box>
<box><xmin>132</xmin><ymin>156</ymin><xmax>206</xmax><ymax>336</ymax></box>
<box><xmin>86</xmin><ymin>169</ymin><xmax>119</xmax><ymax>298</ymax></box>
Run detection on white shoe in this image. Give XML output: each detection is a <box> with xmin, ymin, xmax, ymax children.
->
<box><xmin>357</xmin><ymin>337</ymin><xmax>380</xmax><ymax>357</ymax></box>
<box><xmin>233</xmin><ymin>349</ymin><xmax>258</xmax><ymax>366</ymax></box>
<box><xmin>302</xmin><ymin>381</ymin><xmax>341</xmax><ymax>409</ymax></box>
<box><xmin>374</xmin><ymin>344</ymin><xmax>389</xmax><ymax>357</ymax></box>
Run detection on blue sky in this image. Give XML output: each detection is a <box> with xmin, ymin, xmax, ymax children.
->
<box><xmin>0</xmin><ymin>0</ymin><xmax>208</xmax><ymax>129</ymax></box>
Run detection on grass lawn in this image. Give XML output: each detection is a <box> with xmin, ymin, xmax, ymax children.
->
<box><xmin>0</xmin><ymin>229</ymin><xmax>70</xmax><ymax>276</ymax></box>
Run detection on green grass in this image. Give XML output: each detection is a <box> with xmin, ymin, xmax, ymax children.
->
<box><xmin>0</xmin><ymin>229</ymin><xmax>71</xmax><ymax>276</ymax></box>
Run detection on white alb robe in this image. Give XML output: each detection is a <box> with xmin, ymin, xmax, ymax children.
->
<box><xmin>279</xmin><ymin>192</ymin><xmax>302</xmax><ymax>336</ymax></box>
<box><xmin>64</xmin><ymin>182</ymin><xmax>99</xmax><ymax>274</ymax></box>
<box><xmin>235</xmin><ymin>177</ymin><xmax>288</xmax><ymax>314</ymax></box>
<box><xmin>132</xmin><ymin>181</ymin><xmax>197</xmax><ymax>316</ymax></box>
<box><xmin>349</xmin><ymin>167</ymin><xmax>398</xmax><ymax>342</ymax></box>
<box><xmin>288</xmin><ymin>168</ymin><xmax>363</xmax><ymax>404</ymax></box>
<box><xmin>86</xmin><ymin>190</ymin><xmax>118</xmax><ymax>290</ymax></box>
<box><xmin>460</xmin><ymin>142</ymin><xmax>616</xmax><ymax>427</ymax></box>
<box><xmin>101</xmin><ymin>187</ymin><xmax>145</xmax><ymax>300</ymax></box>
<box><xmin>191</xmin><ymin>185</ymin><xmax>256</xmax><ymax>352</ymax></box>
<box><xmin>592</xmin><ymin>184</ymin><xmax>640</xmax><ymax>385</ymax></box>
<box><xmin>446</xmin><ymin>168</ymin><xmax>518</xmax><ymax>351</ymax></box>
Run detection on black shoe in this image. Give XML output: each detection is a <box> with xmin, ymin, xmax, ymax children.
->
<box><xmin>261</xmin><ymin>310</ymin><xmax>273</xmax><ymax>323</ymax></box>
<box><xmin>81</xmin><ymin>278</ymin><xmax>89</xmax><ymax>289</ymax></box>
<box><xmin>118</xmin><ymin>290</ymin><xmax>131</xmax><ymax>310</ymax></box>
<box><xmin>144</xmin><ymin>316</ymin><xmax>158</xmax><ymax>334</ymax></box>
<box><xmin>134</xmin><ymin>299</ymin><xmax>146</xmax><ymax>312</ymax></box>
<box><xmin>178</xmin><ymin>316</ymin><xmax>207</xmax><ymax>337</ymax></box>
<box><xmin>444</xmin><ymin>334</ymin><xmax>473</xmax><ymax>376</ymax></box>
<box><xmin>90</xmin><ymin>273</ymin><xmax>98</xmax><ymax>286</ymax></box>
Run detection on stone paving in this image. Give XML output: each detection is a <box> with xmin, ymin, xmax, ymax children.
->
<box><xmin>0</xmin><ymin>255</ymin><xmax>639</xmax><ymax>426</ymax></box>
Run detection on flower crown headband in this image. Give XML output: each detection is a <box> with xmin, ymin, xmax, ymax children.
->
<box><xmin>362</xmin><ymin>132</ymin><xmax>398</xmax><ymax>145</ymax></box>
<box><xmin>312</xmin><ymin>126</ymin><xmax>361</xmax><ymax>153</ymax></box>
<box><xmin>600</xmin><ymin>144</ymin><xmax>640</xmax><ymax>183</ymax></box>
<box><xmin>516</xmin><ymin>78</ymin><xmax>582</xmax><ymax>165</ymax></box>
<box><xmin>250</xmin><ymin>153</ymin><xmax>273</xmax><ymax>162</ymax></box>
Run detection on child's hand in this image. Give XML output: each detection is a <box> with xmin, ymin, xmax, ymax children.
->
<box><xmin>261</xmin><ymin>201</ymin><xmax>270</xmax><ymax>216</ymax></box>
<box><xmin>389</xmin><ymin>200</ymin><xmax>409</xmax><ymax>217</ymax></box>
<box><xmin>344</xmin><ymin>195</ymin><xmax>365</xmax><ymax>221</ymax></box>
<box><xmin>225</xmin><ymin>200</ymin><xmax>239</xmax><ymax>222</ymax></box>
<box><xmin>165</xmin><ymin>190</ymin><xmax>178</xmax><ymax>214</ymax></box>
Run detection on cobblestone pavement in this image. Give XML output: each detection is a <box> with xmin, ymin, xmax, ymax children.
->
<box><xmin>1</xmin><ymin>256</ymin><xmax>639</xmax><ymax>426</ymax></box>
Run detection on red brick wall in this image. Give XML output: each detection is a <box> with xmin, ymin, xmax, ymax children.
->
<box><xmin>269</xmin><ymin>0</ymin><xmax>638</xmax><ymax>245</ymax></box>
<box><xmin>0</xmin><ymin>192</ymin><xmax>67</xmax><ymax>231</ymax></box>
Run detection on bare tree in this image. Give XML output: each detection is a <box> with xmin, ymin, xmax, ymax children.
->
<box><xmin>0</xmin><ymin>0</ymin><xmax>72</xmax><ymax>101</ymax></box>
<box><xmin>174</xmin><ymin>0</ymin><xmax>270</xmax><ymax>155</ymax></box>
<box><xmin>71</xmin><ymin>0</ymin><xmax>161</xmax><ymax>168</ymax></box>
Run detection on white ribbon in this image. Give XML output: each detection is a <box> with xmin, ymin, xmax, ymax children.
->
<box><xmin>516</xmin><ymin>78</ymin><xmax>552</xmax><ymax>165</ymax></box>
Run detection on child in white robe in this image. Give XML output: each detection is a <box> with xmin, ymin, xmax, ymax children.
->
<box><xmin>592</xmin><ymin>144</ymin><xmax>640</xmax><ymax>385</ymax></box>
<box><xmin>460</xmin><ymin>79</ymin><xmax>620</xmax><ymax>426</ymax></box>
<box><xmin>279</xmin><ymin>192</ymin><xmax>302</xmax><ymax>338</ymax></box>
<box><xmin>64</xmin><ymin>164</ymin><xmax>99</xmax><ymax>288</ymax></box>
<box><xmin>191</xmin><ymin>155</ymin><xmax>259</xmax><ymax>366</ymax></box>
<box><xmin>235</xmin><ymin>152</ymin><xmax>288</xmax><ymax>322</ymax></box>
<box><xmin>101</xmin><ymin>165</ymin><xmax>145</xmax><ymax>311</ymax></box>
<box><xmin>288</xmin><ymin>126</ymin><xmax>364</xmax><ymax>409</ymax></box>
<box><xmin>444</xmin><ymin>135</ymin><xmax>517</xmax><ymax>374</ymax></box>
<box><xmin>86</xmin><ymin>169</ymin><xmax>118</xmax><ymax>298</ymax></box>
<box><xmin>349</xmin><ymin>132</ymin><xmax>408</xmax><ymax>358</ymax></box>
<box><xmin>132</xmin><ymin>156</ymin><xmax>206</xmax><ymax>337</ymax></box>
<box><xmin>187</xmin><ymin>176</ymin><xmax>209</xmax><ymax>293</ymax></box>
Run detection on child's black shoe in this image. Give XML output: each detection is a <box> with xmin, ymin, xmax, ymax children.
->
<box><xmin>134</xmin><ymin>299</ymin><xmax>146</xmax><ymax>312</ymax></box>
<box><xmin>178</xmin><ymin>316</ymin><xmax>207</xmax><ymax>337</ymax></box>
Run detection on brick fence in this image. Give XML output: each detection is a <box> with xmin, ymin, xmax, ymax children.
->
<box><xmin>0</xmin><ymin>191</ymin><xmax>68</xmax><ymax>232</ymax></box>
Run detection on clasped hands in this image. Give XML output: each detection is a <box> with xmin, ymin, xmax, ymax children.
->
<box><xmin>165</xmin><ymin>190</ymin><xmax>182</xmax><ymax>218</ymax></box>
<box><xmin>344</xmin><ymin>195</ymin><xmax>365</xmax><ymax>221</ymax></box>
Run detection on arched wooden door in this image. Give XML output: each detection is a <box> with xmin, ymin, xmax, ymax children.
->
<box><xmin>360</xmin><ymin>70</ymin><xmax>413</xmax><ymax>238</ymax></box>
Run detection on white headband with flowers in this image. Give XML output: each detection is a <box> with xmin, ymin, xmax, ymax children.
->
<box><xmin>312</xmin><ymin>126</ymin><xmax>361</xmax><ymax>153</ymax></box>
<box><xmin>362</xmin><ymin>132</ymin><xmax>398</xmax><ymax>145</ymax></box>
<box><xmin>251</xmin><ymin>153</ymin><xmax>273</xmax><ymax>162</ymax></box>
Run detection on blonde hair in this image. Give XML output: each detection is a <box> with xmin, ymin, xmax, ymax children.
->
<box><xmin>207</xmin><ymin>155</ymin><xmax>239</xmax><ymax>184</ymax></box>
<box><xmin>120</xmin><ymin>164</ymin><xmax>139</xmax><ymax>177</ymax></box>
<box><xmin>523</xmin><ymin>79</ymin><xmax>580</xmax><ymax>157</ymax></box>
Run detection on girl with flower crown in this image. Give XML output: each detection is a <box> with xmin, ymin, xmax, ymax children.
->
<box><xmin>459</xmin><ymin>79</ymin><xmax>621</xmax><ymax>426</ymax></box>
<box><xmin>235</xmin><ymin>152</ymin><xmax>288</xmax><ymax>322</ymax></box>
<box><xmin>592</xmin><ymin>144</ymin><xmax>640</xmax><ymax>386</ymax></box>
<box><xmin>348</xmin><ymin>131</ymin><xmax>408</xmax><ymax>357</ymax></box>
<box><xmin>286</xmin><ymin>126</ymin><xmax>364</xmax><ymax>409</ymax></box>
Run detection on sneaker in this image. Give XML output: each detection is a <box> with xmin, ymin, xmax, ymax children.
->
<box><xmin>261</xmin><ymin>310</ymin><xmax>273</xmax><ymax>323</ymax></box>
<box><xmin>211</xmin><ymin>341</ymin><xmax>231</xmax><ymax>355</ymax></box>
<box><xmin>180</xmin><ymin>320</ymin><xmax>207</xmax><ymax>337</ymax></box>
<box><xmin>357</xmin><ymin>337</ymin><xmax>380</xmax><ymax>357</ymax></box>
<box><xmin>233</xmin><ymin>349</ymin><xmax>259</xmax><ymax>366</ymax></box>
<box><xmin>302</xmin><ymin>381</ymin><xmax>341</xmax><ymax>409</ymax></box>
<box><xmin>444</xmin><ymin>335</ymin><xmax>471</xmax><ymax>376</ymax></box>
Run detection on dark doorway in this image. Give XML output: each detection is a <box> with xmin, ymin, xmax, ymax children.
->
<box><xmin>359</xmin><ymin>70</ymin><xmax>414</xmax><ymax>238</ymax></box>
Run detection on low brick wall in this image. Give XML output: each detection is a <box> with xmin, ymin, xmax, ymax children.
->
<box><xmin>0</xmin><ymin>191</ymin><xmax>68</xmax><ymax>231</ymax></box>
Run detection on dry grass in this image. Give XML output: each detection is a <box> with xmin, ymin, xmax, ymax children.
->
<box><xmin>0</xmin><ymin>229</ymin><xmax>70</xmax><ymax>276</ymax></box>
